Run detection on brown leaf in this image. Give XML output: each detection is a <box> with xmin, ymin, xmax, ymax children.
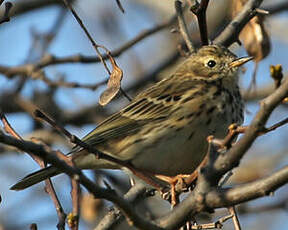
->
<box><xmin>99</xmin><ymin>54</ymin><xmax>123</xmax><ymax>106</ymax></box>
<box><xmin>231</xmin><ymin>0</ymin><xmax>270</xmax><ymax>62</ymax></box>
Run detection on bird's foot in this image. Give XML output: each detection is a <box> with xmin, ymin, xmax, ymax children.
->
<box><xmin>156</xmin><ymin>174</ymin><xmax>191</xmax><ymax>207</ymax></box>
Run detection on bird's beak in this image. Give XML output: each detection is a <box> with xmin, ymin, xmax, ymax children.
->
<box><xmin>229</xmin><ymin>56</ymin><xmax>253</xmax><ymax>68</ymax></box>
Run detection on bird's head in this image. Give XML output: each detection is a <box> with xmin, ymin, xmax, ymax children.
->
<box><xmin>176</xmin><ymin>45</ymin><xmax>253</xmax><ymax>82</ymax></box>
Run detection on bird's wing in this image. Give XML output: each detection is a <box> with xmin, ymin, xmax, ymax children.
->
<box><xmin>81</xmin><ymin>80</ymin><xmax>171</xmax><ymax>146</ymax></box>
<box><xmin>81</xmin><ymin>76</ymin><xmax>200</xmax><ymax>146</ymax></box>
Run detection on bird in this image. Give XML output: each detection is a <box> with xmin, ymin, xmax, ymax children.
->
<box><xmin>11</xmin><ymin>45</ymin><xmax>252</xmax><ymax>191</ymax></box>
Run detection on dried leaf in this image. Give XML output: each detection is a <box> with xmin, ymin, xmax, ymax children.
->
<box><xmin>231</xmin><ymin>0</ymin><xmax>270</xmax><ymax>62</ymax></box>
<box><xmin>99</xmin><ymin>55</ymin><xmax>123</xmax><ymax>106</ymax></box>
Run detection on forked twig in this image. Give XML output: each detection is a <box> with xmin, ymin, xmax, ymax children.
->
<box><xmin>0</xmin><ymin>1</ymin><xmax>12</xmax><ymax>24</ymax></box>
<box><xmin>115</xmin><ymin>0</ymin><xmax>125</xmax><ymax>13</ymax></box>
<box><xmin>190</xmin><ymin>0</ymin><xmax>210</xmax><ymax>45</ymax></box>
<box><xmin>68</xmin><ymin>178</ymin><xmax>80</xmax><ymax>230</ymax></box>
<box><xmin>175</xmin><ymin>0</ymin><xmax>194</xmax><ymax>53</ymax></box>
<box><xmin>61</xmin><ymin>0</ymin><xmax>110</xmax><ymax>73</ymax></box>
<box><xmin>214</xmin><ymin>0</ymin><xmax>264</xmax><ymax>47</ymax></box>
<box><xmin>0</xmin><ymin>112</ymin><xmax>22</xmax><ymax>140</ymax></box>
<box><xmin>0</xmin><ymin>113</ymin><xmax>66</xmax><ymax>230</ymax></box>
<box><xmin>61</xmin><ymin>0</ymin><xmax>130</xmax><ymax>102</ymax></box>
<box><xmin>228</xmin><ymin>206</ymin><xmax>242</xmax><ymax>230</ymax></box>
<box><xmin>30</xmin><ymin>223</ymin><xmax>38</xmax><ymax>230</ymax></box>
<box><xmin>191</xmin><ymin>213</ymin><xmax>233</xmax><ymax>229</ymax></box>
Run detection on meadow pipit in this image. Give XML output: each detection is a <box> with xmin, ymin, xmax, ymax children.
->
<box><xmin>11</xmin><ymin>45</ymin><xmax>252</xmax><ymax>190</ymax></box>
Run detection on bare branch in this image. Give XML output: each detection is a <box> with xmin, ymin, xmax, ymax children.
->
<box><xmin>228</xmin><ymin>206</ymin><xmax>241</xmax><ymax>230</ymax></box>
<box><xmin>115</xmin><ymin>0</ymin><xmax>125</xmax><ymax>13</ymax></box>
<box><xmin>190</xmin><ymin>0</ymin><xmax>210</xmax><ymax>45</ymax></box>
<box><xmin>95</xmin><ymin>183</ymin><xmax>148</xmax><ymax>230</ymax></box>
<box><xmin>0</xmin><ymin>113</ymin><xmax>67</xmax><ymax>230</ymax></box>
<box><xmin>0</xmin><ymin>131</ymin><xmax>163</xmax><ymax>230</ymax></box>
<box><xmin>175</xmin><ymin>0</ymin><xmax>194</xmax><ymax>52</ymax></box>
<box><xmin>157</xmin><ymin>166</ymin><xmax>288</xmax><ymax>229</ymax></box>
<box><xmin>205</xmin><ymin>166</ymin><xmax>288</xmax><ymax>208</ymax></box>
<box><xmin>0</xmin><ymin>1</ymin><xmax>12</xmax><ymax>24</ymax></box>
<box><xmin>61</xmin><ymin>0</ymin><xmax>111</xmax><ymax>74</ymax></box>
<box><xmin>214</xmin><ymin>0</ymin><xmax>264</xmax><ymax>47</ymax></box>
<box><xmin>263</xmin><ymin>2</ymin><xmax>288</xmax><ymax>15</ymax></box>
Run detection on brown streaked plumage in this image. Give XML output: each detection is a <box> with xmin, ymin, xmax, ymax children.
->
<box><xmin>11</xmin><ymin>45</ymin><xmax>252</xmax><ymax>190</ymax></box>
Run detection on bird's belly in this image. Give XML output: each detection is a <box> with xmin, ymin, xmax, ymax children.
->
<box><xmin>126</xmin><ymin>123</ymin><xmax>212</xmax><ymax>176</ymax></box>
<box><xmin>132</xmin><ymin>133</ymin><xmax>207</xmax><ymax>176</ymax></box>
<box><xmin>127</xmin><ymin>114</ymin><xmax>233</xmax><ymax>176</ymax></box>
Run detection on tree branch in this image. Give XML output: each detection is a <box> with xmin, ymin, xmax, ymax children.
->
<box><xmin>175</xmin><ymin>0</ymin><xmax>194</xmax><ymax>52</ymax></box>
<box><xmin>0</xmin><ymin>132</ymin><xmax>163</xmax><ymax>230</ymax></box>
<box><xmin>214</xmin><ymin>0</ymin><xmax>264</xmax><ymax>47</ymax></box>
<box><xmin>190</xmin><ymin>0</ymin><xmax>210</xmax><ymax>45</ymax></box>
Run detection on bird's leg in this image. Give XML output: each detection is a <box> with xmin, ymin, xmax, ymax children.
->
<box><xmin>182</xmin><ymin>126</ymin><xmax>244</xmax><ymax>187</ymax></box>
<box><xmin>125</xmin><ymin>162</ymin><xmax>191</xmax><ymax>206</ymax></box>
<box><xmin>165</xmin><ymin>125</ymin><xmax>244</xmax><ymax>193</ymax></box>
<box><xmin>127</xmin><ymin>164</ymin><xmax>191</xmax><ymax>206</ymax></box>
<box><xmin>155</xmin><ymin>174</ymin><xmax>191</xmax><ymax>206</ymax></box>
<box><xmin>182</xmin><ymin>155</ymin><xmax>209</xmax><ymax>186</ymax></box>
<box><xmin>126</xmin><ymin>164</ymin><xmax>168</xmax><ymax>191</ymax></box>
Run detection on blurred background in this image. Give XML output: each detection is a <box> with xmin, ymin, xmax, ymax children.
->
<box><xmin>0</xmin><ymin>0</ymin><xmax>287</xmax><ymax>229</ymax></box>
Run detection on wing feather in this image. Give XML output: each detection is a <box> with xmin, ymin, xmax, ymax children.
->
<box><xmin>81</xmin><ymin>75</ymin><xmax>201</xmax><ymax>146</ymax></box>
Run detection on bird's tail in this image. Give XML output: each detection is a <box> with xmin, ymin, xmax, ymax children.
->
<box><xmin>10</xmin><ymin>166</ymin><xmax>60</xmax><ymax>190</ymax></box>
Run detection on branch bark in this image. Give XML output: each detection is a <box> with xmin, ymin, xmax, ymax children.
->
<box><xmin>214</xmin><ymin>0</ymin><xmax>264</xmax><ymax>47</ymax></box>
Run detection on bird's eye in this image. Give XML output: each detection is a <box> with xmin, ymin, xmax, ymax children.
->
<box><xmin>207</xmin><ymin>60</ymin><xmax>216</xmax><ymax>68</ymax></box>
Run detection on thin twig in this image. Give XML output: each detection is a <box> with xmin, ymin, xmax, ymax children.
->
<box><xmin>95</xmin><ymin>182</ymin><xmax>148</xmax><ymax>230</ymax></box>
<box><xmin>14</xmin><ymin>6</ymin><xmax>67</xmax><ymax>93</ymax></box>
<box><xmin>33</xmin><ymin>109</ymin><xmax>123</xmax><ymax>164</ymax></box>
<box><xmin>0</xmin><ymin>113</ymin><xmax>67</xmax><ymax>230</ymax></box>
<box><xmin>30</xmin><ymin>223</ymin><xmax>38</xmax><ymax>230</ymax></box>
<box><xmin>69</xmin><ymin>177</ymin><xmax>80</xmax><ymax>230</ymax></box>
<box><xmin>263</xmin><ymin>2</ymin><xmax>288</xmax><ymax>15</ymax></box>
<box><xmin>175</xmin><ymin>0</ymin><xmax>194</xmax><ymax>52</ymax></box>
<box><xmin>191</xmin><ymin>213</ymin><xmax>233</xmax><ymax>229</ymax></box>
<box><xmin>115</xmin><ymin>0</ymin><xmax>125</xmax><ymax>13</ymax></box>
<box><xmin>0</xmin><ymin>112</ymin><xmax>22</xmax><ymax>139</ymax></box>
<box><xmin>36</xmin><ymin>144</ymin><xmax>67</xmax><ymax>230</ymax></box>
<box><xmin>219</xmin><ymin>171</ymin><xmax>233</xmax><ymax>187</ymax></box>
<box><xmin>43</xmin><ymin>167</ymin><xmax>66</xmax><ymax>229</ymax></box>
<box><xmin>61</xmin><ymin>0</ymin><xmax>110</xmax><ymax>74</ymax></box>
<box><xmin>0</xmin><ymin>1</ymin><xmax>12</xmax><ymax>24</ymax></box>
<box><xmin>228</xmin><ymin>206</ymin><xmax>241</xmax><ymax>230</ymax></box>
<box><xmin>61</xmin><ymin>0</ymin><xmax>131</xmax><ymax>102</ymax></box>
<box><xmin>0</xmin><ymin>131</ymin><xmax>164</xmax><ymax>230</ymax></box>
<box><xmin>261</xmin><ymin>116</ymin><xmax>288</xmax><ymax>134</ymax></box>
<box><xmin>120</xmin><ymin>87</ymin><xmax>132</xmax><ymax>101</ymax></box>
<box><xmin>66</xmin><ymin>152</ymin><xmax>80</xmax><ymax>230</ymax></box>
<box><xmin>190</xmin><ymin>0</ymin><xmax>210</xmax><ymax>45</ymax></box>
<box><xmin>36</xmin><ymin>73</ymin><xmax>108</xmax><ymax>90</ymax></box>
<box><xmin>214</xmin><ymin>0</ymin><xmax>264</xmax><ymax>47</ymax></box>
<box><xmin>0</xmin><ymin>14</ymin><xmax>178</xmax><ymax>86</ymax></box>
